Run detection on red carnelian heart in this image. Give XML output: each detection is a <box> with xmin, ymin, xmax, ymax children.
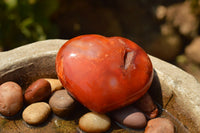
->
<box><xmin>56</xmin><ymin>34</ymin><xmax>153</xmax><ymax>113</ymax></box>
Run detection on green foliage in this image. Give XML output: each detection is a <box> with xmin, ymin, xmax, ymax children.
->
<box><xmin>0</xmin><ymin>0</ymin><xmax>59</xmax><ymax>50</ymax></box>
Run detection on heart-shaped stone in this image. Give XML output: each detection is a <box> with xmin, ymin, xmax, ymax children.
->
<box><xmin>56</xmin><ymin>34</ymin><xmax>153</xmax><ymax>113</ymax></box>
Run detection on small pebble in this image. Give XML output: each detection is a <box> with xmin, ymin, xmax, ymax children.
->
<box><xmin>79</xmin><ymin>112</ymin><xmax>111</xmax><ymax>133</ymax></box>
<box><xmin>0</xmin><ymin>81</ymin><xmax>23</xmax><ymax>117</ymax></box>
<box><xmin>111</xmin><ymin>105</ymin><xmax>147</xmax><ymax>129</ymax></box>
<box><xmin>135</xmin><ymin>93</ymin><xmax>158</xmax><ymax>119</ymax></box>
<box><xmin>145</xmin><ymin>118</ymin><xmax>175</xmax><ymax>133</ymax></box>
<box><xmin>22</xmin><ymin>102</ymin><xmax>51</xmax><ymax>125</ymax></box>
<box><xmin>49</xmin><ymin>89</ymin><xmax>75</xmax><ymax>117</ymax></box>
<box><xmin>44</xmin><ymin>78</ymin><xmax>63</xmax><ymax>92</ymax></box>
<box><xmin>24</xmin><ymin>79</ymin><xmax>51</xmax><ymax>104</ymax></box>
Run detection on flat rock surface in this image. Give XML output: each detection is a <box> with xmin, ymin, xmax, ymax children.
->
<box><xmin>0</xmin><ymin>39</ymin><xmax>198</xmax><ymax>132</ymax></box>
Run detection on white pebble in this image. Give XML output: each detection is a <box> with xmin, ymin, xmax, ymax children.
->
<box><xmin>22</xmin><ymin>102</ymin><xmax>51</xmax><ymax>125</ymax></box>
<box><xmin>44</xmin><ymin>78</ymin><xmax>63</xmax><ymax>92</ymax></box>
<box><xmin>79</xmin><ymin>112</ymin><xmax>111</xmax><ymax>133</ymax></box>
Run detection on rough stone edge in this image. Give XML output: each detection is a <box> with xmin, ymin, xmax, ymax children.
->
<box><xmin>0</xmin><ymin>39</ymin><xmax>200</xmax><ymax>130</ymax></box>
<box><xmin>0</xmin><ymin>39</ymin><xmax>66</xmax><ymax>68</ymax></box>
<box><xmin>0</xmin><ymin>39</ymin><xmax>66</xmax><ymax>78</ymax></box>
<box><xmin>150</xmin><ymin>55</ymin><xmax>200</xmax><ymax>130</ymax></box>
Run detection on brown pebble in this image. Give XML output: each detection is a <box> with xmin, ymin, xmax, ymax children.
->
<box><xmin>0</xmin><ymin>81</ymin><xmax>23</xmax><ymax>117</ymax></box>
<box><xmin>24</xmin><ymin>79</ymin><xmax>51</xmax><ymax>104</ymax></box>
<box><xmin>145</xmin><ymin>118</ymin><xmax>175</xmax><ymax>133</ymax></box>
<box><xmin>135</xmin><ymin>93</ymin><xmax>158</xmax><ymax>119</ymax></box>
<box><xmin>111</xmin><ymin>105</ymin><xmax>147</xmax><ymax>129</ymax></box>
<box><xmin>79</xmin><ymin>112</ymin><xmax>111</xmax><ymax>133</ymax></box>
<box><xmin>49</xmin><ymin>89</ymin><xmax>75</xmax><ymax>117</ymax></box>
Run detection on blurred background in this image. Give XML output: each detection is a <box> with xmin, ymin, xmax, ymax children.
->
<box><xmin>0</xmin><ymin>0</ymin><xmax>200</xmax><ymax>81</ymax></box>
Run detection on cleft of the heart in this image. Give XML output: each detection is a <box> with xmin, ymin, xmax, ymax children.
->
<box><xmin>56</xmin><ymin>34</ymin><xmax>153</xmax><ymax>113</ymax></box>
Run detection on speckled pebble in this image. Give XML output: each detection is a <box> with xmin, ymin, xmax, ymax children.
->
<box><xmin>49</xmin><ymin>89</ymin><xmax>75</xmax><ymax>117</ymax></box>
<box><xmin>145</xmin><ymin>118</ymin><xmax>175</xmax><ymax>133</ymax></box>
<box><xmin>79</xmin><ymin>112</ymin><xmax>111</xmax><ymax>133</ymax></box>
<box><xmin>111</xmin><ymin>105</ymin><xmax>147</xmax><ymax>129</ymax></box>
<box><xmin>0</xmin><ymin>81</ymin><xmax>23</xmax><ymax>117</ymax></box>
<box><xmin>22</xmin><ymin>102</ymin><xmax>51</xmax><ymax>125</ymax></box>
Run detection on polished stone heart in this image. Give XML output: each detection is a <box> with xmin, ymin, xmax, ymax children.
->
<box><xmin>56</xmin><ymin>34</ymin><xmax>153</xmax><ymax>113</ymax></box>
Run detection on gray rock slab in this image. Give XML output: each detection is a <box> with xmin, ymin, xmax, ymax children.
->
<box><xmin>0</xmin><ymin>39</ymin><xmax>199</xmax><ymax>132</ymax></box>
